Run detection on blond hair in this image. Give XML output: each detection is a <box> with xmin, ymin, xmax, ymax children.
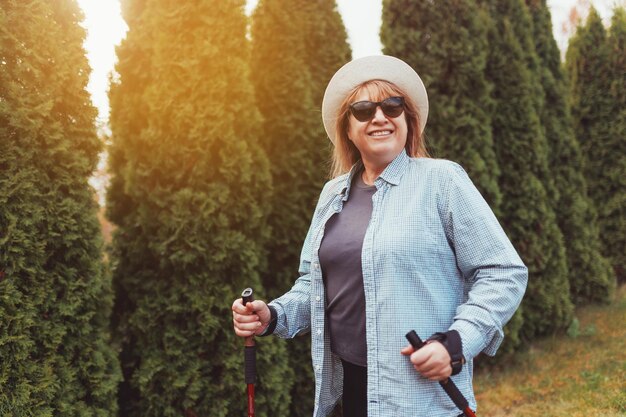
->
<box><xmin>329</xmin><ymin>80</ymin><xmax>429</xmax><ymax>178</ymax></box>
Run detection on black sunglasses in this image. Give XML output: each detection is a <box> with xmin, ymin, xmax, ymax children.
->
<box><xmin>349</xmin><ymin>96</ymin><xmax>405</xmax><ymax>122</ymax></box>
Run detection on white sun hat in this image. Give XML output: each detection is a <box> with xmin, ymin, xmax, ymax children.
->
<box><xmin>321</xmin><ymin>55</ymin><xmax>429</xmax><ymax>144</ymax></box>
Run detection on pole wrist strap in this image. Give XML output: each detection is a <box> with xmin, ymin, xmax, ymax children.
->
<box><xmin>258</xmin><ymin>305</ymin><xmax>278</xmax><ymax>337</ymax></box>
<box><xmin>427</xmin><ymin>330</ymin><xmax>465</xmax><ymax>376</ymax></box>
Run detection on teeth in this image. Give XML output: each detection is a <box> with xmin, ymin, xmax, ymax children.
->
<box><xmin>370</xmin><ymin>130</ymin><xmax>391</xmax><ymax>136</ymax></box>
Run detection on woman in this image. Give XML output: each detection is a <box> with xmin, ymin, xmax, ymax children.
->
<box><xmin>232</xmin><ymin>55</ymin><xmax>527</xmax><ymax>417</ymax></box>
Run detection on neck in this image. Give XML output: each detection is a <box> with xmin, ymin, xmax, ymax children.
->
<box><xmin>361</xmin><ymin>161</ymin><xmax>386</xmax><ymax>186</ymax></box>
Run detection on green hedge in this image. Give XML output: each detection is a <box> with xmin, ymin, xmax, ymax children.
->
<box><xmin>0</xmin><ymin>1</ymin><xmax>120</xmax><ymax>414</ymax></box>
<box><xmin>107</xmin><ymin>1</ymin><xmax>290</xmax><ymax>415</ymax></box>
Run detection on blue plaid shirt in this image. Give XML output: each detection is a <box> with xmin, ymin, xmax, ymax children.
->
<box><xmin>268</xmin><ymin>150</ymin><xmax>527</xmax><ymax>417</ymax></box>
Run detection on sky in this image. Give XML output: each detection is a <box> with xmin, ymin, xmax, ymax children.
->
<box><xmin>77</xmin><ymin>0</ymin><xmax>619</xmax><ymax>126</ymax></box>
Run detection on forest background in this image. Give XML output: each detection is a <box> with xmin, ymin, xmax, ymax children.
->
<box><xmin>1</xmin><ymin>0</ymin><xmax>624</xmax><ymax>416</ymax></box>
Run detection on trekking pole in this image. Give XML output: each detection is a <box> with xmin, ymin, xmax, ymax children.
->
<box><xmin>241</xmin><ymin>288</ymin><xmax>256</xmax><ymax>417</ymax></box>
<box><xmin>406</xmin><ymin>330</ymin><xmax>477</xmax><ymax>417</ymax></box>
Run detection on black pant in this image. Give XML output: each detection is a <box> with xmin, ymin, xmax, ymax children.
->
<box><xmin>341</xmin><ymin>359</ymin><xmax>367</xmax><ymax>417</ymax></box>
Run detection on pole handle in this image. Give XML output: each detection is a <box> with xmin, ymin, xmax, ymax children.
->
<box><xmin>241</xmin><ymin>288</ymin><xmax>256</xmax><ymax>346</ymax></box>
<box><xmin>241</xmin><ymin>288</ymin><xmax>257</xmax><ymax>386</ymax></box>
<box><xmin>405</xmin><ymin>331</ymin><xmax>473</xmax><ymax>416</ymax></box>
<box><xmin>241</xmin><ymin>288</ymin><xmax>256</xmax><ymax>416</ymax></box>
<box><xmin>242</xmin><ymin>287</ymin><xmax>254</xmax><ymax>308</ymax></box>
<box><xmin>406</xmin><ymin>330</ymin><xmax>425</xmax><ymax>349</ymax></box>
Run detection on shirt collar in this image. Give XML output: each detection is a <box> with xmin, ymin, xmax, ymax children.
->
<box><xmin>335</xmin><ymin>150</ymin><xmax>409</xmax><ymax>199</ymax></box>
<box><xmin>336</xmin><ymin>161</ymin><xmax>363</xmax><ymax>200</ymax></box>
<box><xmin>377</xmin><ymin>149</ymin><xmax>409</xmax><ymax>186</ymax></box>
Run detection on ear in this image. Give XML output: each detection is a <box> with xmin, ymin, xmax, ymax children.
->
<box><xmin>346</xmin><ymin>127</ymin><xmax>354</xmax><ymax>143</ymax></box>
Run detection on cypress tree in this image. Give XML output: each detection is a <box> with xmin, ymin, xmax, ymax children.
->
<box><xmin>381</xmin><ymin>0</ymin><xmax>502</xmax><ymax>209</ymax></box>
<box><xmin>566</xmin><ymin>8</ymin><xmax>625</xmax><ymax>282</ymax></box>
<box><xmin>250</xmin><ymin>0</ymin><xmax>328</xmax><ymax>298</ymax></box>
<box><xmin>300</xmin><ymin>0</ymin><xmax>351</xmax><ymax>176</ymax></box>
<box><xmin>301</xmin><ymin>0</ymin><xmax>352</xmax><ymax>108</ymax></box>
<box><xmin>483</xmin><ymin>0</ymin><xmax>572</xmax><ymax>344</ymax></box>
<box><xmin>107</xmin><ymin>1</ymin><xmax>290</xmax><ymax>415</ymax></box>
<box><xmin>249</xmin><ymin>1</ymin><xmax>350</xmax><ymax>415</ymax></box>
<box><xmin>526</xmin><ymin>0</ymin><xmax>614</xmax><ymax>303</ymax></box>
<box><xmin>0</xmin><ymin>0</ymin><xmax>120</xmax><ymax>413</ymax></box>
<box><xmin>606</xmin><ymin>8</ymin><xmax>626</xmax><ymax>281</ymax></box>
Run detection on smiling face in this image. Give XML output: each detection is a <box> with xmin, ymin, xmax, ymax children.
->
<box><xmin>346</xmin><ymin>88</ymin><xmax>408</xmax><ymax>171</ymax></box>
<box><xmin>330</xmin><ymin>80</ymin><xmax>427</xmax><ymax>178</ymax></box>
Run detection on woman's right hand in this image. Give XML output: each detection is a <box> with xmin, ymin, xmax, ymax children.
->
<box><xmin>231</xmin><ymin>298</ymin><xmax>271</xmax><ymax>338</ymax></box>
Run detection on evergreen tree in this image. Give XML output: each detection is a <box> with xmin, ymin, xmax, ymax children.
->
<box><xmin>250</xmin><ymin>0</ymin><xmax>329</xmax><ymax>298</ymax></box>
<box><xmin>381</xmin><ymin>0</ymin><xmax>502</xmax><ymax>209</ymax></box>
<box><xmin>300</xmin><ymin>0</ymin><xmax>352</xmax><ymax>177</ymax></box>
<box><xmin>566</xmin><ymin>8</ymin><xmax>625</xmax><ymax>282</ymax></box>
<box><xmin>605</xmin><ymin>8</ymin><xmax>625</xmax><ymax>281</ymax></box>
<box><xmin>107</xmin><ymin>1</ymin><xmax>290</xmax><ymax>415</ymax></box>
<box><xmin>301</xmin><ymin>0</ymin><xmax>352</xmax><ymax>108</ymax></box>
<box><xmin>527</xmin><ymin>0</ymin><xmax>614</xmax><ymax>303</ymax></box>
<box><xmin>0</xmin><ymin>0</ymin><xmax>120</xmax><ymax>413</ymax></box>
<box><xmin>483</xmin><ymin>0</ymin><xmax>572</xmax><ymax>345</ymax></box>
<box><xmin>249</xmin><ymin>2</ymin><xmax>350</xmax><ymax>415</ymax></box>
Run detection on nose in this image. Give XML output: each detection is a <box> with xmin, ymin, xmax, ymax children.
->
<box><xmin>371</xmin><ymin>106</ymin><xmax>387</xmax><ymax>123</ymax></box>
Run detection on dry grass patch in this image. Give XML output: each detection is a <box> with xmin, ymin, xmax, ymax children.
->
<box><xmin>473</xmin><ymin>285</ymin><xmax>626</xmax><ymax>417</ymax></box>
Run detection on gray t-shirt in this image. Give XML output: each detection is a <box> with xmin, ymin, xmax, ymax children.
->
<box><xmin>318</xmin><ymin>171</ymin><xmax>375</xmax><ymax>366</ymax></box>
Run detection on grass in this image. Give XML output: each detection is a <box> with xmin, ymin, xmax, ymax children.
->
<box><xmin>473</xmin><ymin>284</ymin><xmax>626</xmax><ymax>417</ymax></box>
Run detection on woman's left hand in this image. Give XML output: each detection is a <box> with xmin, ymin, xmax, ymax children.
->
<box><xmin>401</xmin><ymin>341</ymin><xmax>452</xmax><ymax>381</ymax></box>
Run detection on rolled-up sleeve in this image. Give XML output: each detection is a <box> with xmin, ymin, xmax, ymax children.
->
<box><xmin>444</xmin><ymin>163</ymin><xmax>528</xmax><ymax>360</ymax></box>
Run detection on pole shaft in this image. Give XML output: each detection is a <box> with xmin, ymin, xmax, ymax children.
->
<box><xmin>464</xmin><ymin>406</ymin><xmax>477</xmax><ymax>417</ymax></box>
<box><xmin>242</xmin><ymin>288</ymin><xmax>256</xmax><ymax>417</ymax></box>
<box><xmin>247</xmin><ymin>384</ymin><xmax>255</xmax><ymax>417</ymax></box>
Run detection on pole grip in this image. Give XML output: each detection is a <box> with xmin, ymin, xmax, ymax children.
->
<box><xmin>406</xmin><ymin>330</ymin><xmax>425</xmax><ymax>349</ymax></box>
<box><xmin>405</xmin><ymin>330</ymin><xmax>472</xmax><ymax>415</ymax></box>
<box><xmin>242</xmin><ymin>288</ymin><xmax>256</xmax><ymax>348</ymax></box>
<box><xmin>241</xmin><ymin>288</ymin><xmax>257</xmax><ymax>386</ymax></box>
<box><xmin>242</xmin><ymin>287</ymin><xmax>254</xmax><ymax>307</ymax></box>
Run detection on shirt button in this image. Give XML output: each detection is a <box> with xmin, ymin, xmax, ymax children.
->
<box><xmin>316</xmin><ymin>296</ymin><xmax>321</xmax><ymax>301</ymax></box>
<box><xmin>315</xmin><ymin>365</ymin><xmax>321</xmax><ymax>371</ymax></box>
<box><xmin>317</xmin><ymin>329</ymin><xmax>322</xmax><ymax>335</ymax></box>
<box><xmin>313</xmin><ymin>262</ymin><xmax>319</xmax><ymax>270</ymax></box>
